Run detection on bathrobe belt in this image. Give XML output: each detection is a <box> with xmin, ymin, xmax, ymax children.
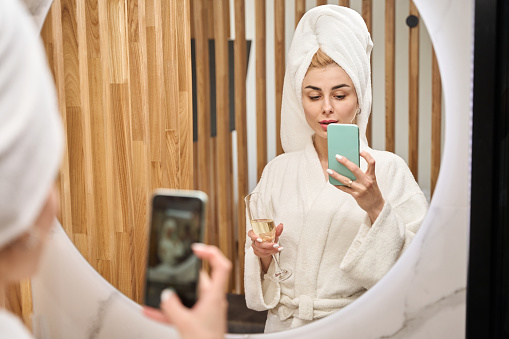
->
<box><xmin>273</xmin><ymin>294</ymin><xmax>360</xmax><ymax>321</ymax></box>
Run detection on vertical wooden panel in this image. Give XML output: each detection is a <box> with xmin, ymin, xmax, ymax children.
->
<box><xmin>235</xmin><ymin>0</ymin><xmax>248</xmax><ymax>294</ymax></box>
<box><xmin>295</xmin><ymin>0</ymin><xmax>305</xmax><ymax>28</ymax></box>
<box><xmin>256</xmin><ymin>0</ymin><xmax>267</xmax><ymax>180</ymax></box>
<box><xmin>176</xmin><ymin>0</ymin><xmax>194</xmax><ymax>190</ymax></box>
<box><xmin>362</xmin><ymin>0</ymin><xmax>373</xmax><ymax>146</ymax></box>
<box><xmin>339</xmin><ymin>0</ymin><xmax>350</xmax><ymax>7</ymax></box>
<box><xmin>385</xmin><ymin>0</ymin><xmax>395</xmax><ymax>152</ymax></box>
<box><xmin>192</xmin><ymin>0</ymin><xmax>213</xmax><ymax>247</ymax></box>
<box><xmin>431</xmin><ymin>48</ymin><xmax>442</xmax><ymax>196</ymax></box>
<box><xmin>274</xmin><ymin>0</ymin><xmax>285</xmax><ymax>155</ymax></box>
<box><xmin>213</xmin><ymin>0</ymin><xmax>235</xmax><ymax>290</ymax></box>
<box><xmin>409</xmin><ymin>1</ymin><xmax>419</xmax><ymax>178</ymax></box>
<box><xmin>316</xmin><ymin>0</ymin><xmax>328</xmax><ymax>6</ymax></box>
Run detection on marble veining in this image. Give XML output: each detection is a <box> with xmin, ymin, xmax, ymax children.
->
<box><xmin>88</xmin><ymin>293</ymin><xmax>116</xmax><ymax>339</ymax></box>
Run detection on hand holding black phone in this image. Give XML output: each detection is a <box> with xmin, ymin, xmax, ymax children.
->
<box><xmin>144</xmin><ymin>189</ymin><xmax>207</xmax><ymax>309</ymax></box>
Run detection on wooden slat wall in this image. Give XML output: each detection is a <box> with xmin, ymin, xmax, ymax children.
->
<box><xmin>40</xmin><ymin>0</ymin><xmax>191</xmax><ymax>306</ymax></box>
<box><xmin>362</xmin><ymin>0</ymin><xmax>373</xmax><ymax>145</ymax></box>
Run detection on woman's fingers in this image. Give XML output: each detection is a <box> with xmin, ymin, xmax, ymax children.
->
<box><xmin>327</xmin><ymin>169</ymin><xmax>355</xmax><ymax>188</ymax></box>
<box><xmin>247</xmin><ymin>230</ymin><xmax>260</xmax><ymax>242</ymax></box>
<box><xmin>191</xmin><ymin>244</ymin><xmax>231</xmax><ymax>295</ymax></box>
<box><xmin>334</xmin><ymin>154</ymin><xmax>364</xmax><ymax>179</ymax></box>
<box><xmin>360</xmin><ymin>151</ymin><xmax>376</xmax><ymax>177</ymax></box>
<box><xmin>142</xmin><ymin>306</ymin><xmax>168</xmax><ymax>323</ymax></box>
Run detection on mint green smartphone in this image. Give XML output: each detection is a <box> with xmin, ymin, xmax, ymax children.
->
<box><xmin>327</xmin><ymin>124</ymin><xmax>360</xmax><ymax>186</ymax></box>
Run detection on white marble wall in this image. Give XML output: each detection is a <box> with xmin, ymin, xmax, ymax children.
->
<box><xmin>31</xmin><ymin>0</ymin><xmax>473</xmax><ymax>337</ymax></box>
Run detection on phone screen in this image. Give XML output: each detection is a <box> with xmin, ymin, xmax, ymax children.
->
<box><xmin>145</xmin><ymin>191</ymin><xmax>206</xmax><ymax>308</ymax></box>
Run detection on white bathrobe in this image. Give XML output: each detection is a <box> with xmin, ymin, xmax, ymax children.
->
<box><xmin>244</xmin><ymin>5</ymin><xmax>428</xmax><ymax>333</ymax></box>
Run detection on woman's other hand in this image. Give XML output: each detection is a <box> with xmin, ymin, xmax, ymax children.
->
<box><xmin>327</xmin><ymin>151</ymin><xmax>385</xmax><ymax>224</ymax></box>
<box><xmin>143</xmin><ymin>244</ymin><xmax>231</xmax><ymax>339</ymax></box>
<box><xmin>248</xmin><ymin>223</ymin><xmax>283</xmax><ymax>273</ymax></box>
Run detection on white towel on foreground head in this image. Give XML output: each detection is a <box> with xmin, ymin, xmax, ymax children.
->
<box><xmin>280</xmin><ymin>5</ymin><xmax>373</xmax><ymax>153</ymax></box>
<box><xmin>0</xmin><ymin>0</ymin><xmax>63</xmax><ymax>249</ymax></box>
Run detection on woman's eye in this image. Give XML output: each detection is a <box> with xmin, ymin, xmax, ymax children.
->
<box><xmin>335</xmin><ymin>95</ymin><xmax>346</xmax><ymax>100</ymax></box>
<box><xmin>309</xmin><ymin>96</ymin><xmax>320</xmax><ymax>101</ymax></box>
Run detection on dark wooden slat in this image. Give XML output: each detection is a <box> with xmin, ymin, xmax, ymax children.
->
<box><xmin>295</xmin><ymin>0</ymin><xmax>305</xmax><ymax>28</ymax></box>
<box><xmin>213</xmin><ymin>0</ymin><xmax>235</xmax><ymax>291</ymax></box>
<box><xmin>256</xmin><ymin>0</ymin><xmax>267</xmax><ymax>180</ymax></box>
<box><xmin>362</xmin><ymin>0</ymin><xmax>373</xmax><ymax>146</ymax></box>
<box><xmin>431</xmin><ymin>47</ymin><xmax>442</xmax><ymax>196</ymax></box>
<box><xmin>235</xmin><ymin>0</ymin><xmax>248</xmax><ymax>294</ymax></box>
<box><xmin>385</xmin><ymin>0</ymin><xmax>395</xmax><ymax>152</ymax></box>
<box><xmin>409</xmin><ymin>1</ymin><xmax>419</xmax><ymax>178</ymax></box>
<box><xmin>339</xmin><ymin>0</ymin><xmax>350</xmax><ymax>7</ymax></box>
<box><xmin>192</xmin><ymin>0</ymin><xmax>213</xmax><ymax>246</ymax></box>
<box><xmin>275</xmin><ymin>0</ymin><xmax>285</xmax><ymax>155</ymax></box>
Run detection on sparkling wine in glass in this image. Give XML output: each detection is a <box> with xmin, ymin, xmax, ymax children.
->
<box><xmin>245</xmin><ymin>192</ymin><xmax>292</xmax><ymax>281</ymax></box>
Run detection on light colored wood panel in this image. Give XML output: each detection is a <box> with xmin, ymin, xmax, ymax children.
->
<box><xmin>431</xmin><ymin>48</ymin><xmax>442</xmax><ymax>197</ymax></box>
<box><xmin>385</xmin><ymin>0</ymin><xmax>395</xmax><ymax>152</ymax></box>
<box><xmin>256</xmin><ymin>0</ymin><xmax>267</xmax><ymax>180</ymax></box>
<box><xmin>339</xmin><ymin>0</ymin><xmax>350</xmax><ymax>6</ymax></box>
<box><xmin>295</xmin><ymin>0</ymin><xmax>305</xmax><ymax>28</ymax></box>
<box><xmin>274</xmin><ymin>0</ymin><xmax>285</xmax><ymax>156</ymax></box>
<box><xmin>107</xmin><ymin>0</ymin><xmax>128</xmax><ymax>84</ymax></box>
<box><xmin>235</xmin><ymin>0</ymin><xmax>248</xmax><ymax>294</ymax></box>
<box><xmin>316</xmin><ymin>0</ymin><xmax>328</xmax><ymax>6</ymax></box>
<box><xmin>176</xmin><ymin>0</ymin><xmax>193</xmax><ymax>190</ymax></box>
<box><xmin>409</xmin><ymin>1</ymin><xmax>419</xmax><ymax>178</ymax></box>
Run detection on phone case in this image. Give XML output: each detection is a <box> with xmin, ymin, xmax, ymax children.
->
<box><xmin>327</xmin><ymin>124</ymin><xmax>360</xmax><ymax>186</ymax></box>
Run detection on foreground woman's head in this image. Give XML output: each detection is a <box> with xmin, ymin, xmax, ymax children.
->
<box><xmin>0</xmin><ymin>0</ymin><xmax>63</xmax><ymax>283</ymax></box>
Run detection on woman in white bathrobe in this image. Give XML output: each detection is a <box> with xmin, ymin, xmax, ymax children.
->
<box><xmin>0</xmin><ymin>1</ymin><xmax>230</xmax><ymax>338</ymax></box>
<box><xmin>244</xmin><ymin>5</ymin><xmax>428</xmax><ymax>333</ymax></box>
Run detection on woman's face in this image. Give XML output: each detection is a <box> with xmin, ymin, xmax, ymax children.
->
<box><xmin>301</xmin><ymin>64</ymin><xmax>358</xmax><ymax>140</ymax></box>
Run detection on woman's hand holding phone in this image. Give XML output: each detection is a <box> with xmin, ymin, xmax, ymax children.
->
<box><xmin>327</xmin><ymin>151</ymin><xmax>385</xmax><ymax>224</ymax></box>
<box><xmin>143</xmin><ymin>243</ymin><xmax>232</xmax><ymax>339</ymax></box>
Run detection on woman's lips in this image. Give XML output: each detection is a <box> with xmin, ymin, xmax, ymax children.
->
<box><xmin>319</xmin><ymin>120</ymin><xmax>338</xmax><ymax>131</ymax></box>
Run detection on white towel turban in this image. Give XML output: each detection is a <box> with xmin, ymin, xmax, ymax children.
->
<box><xmin>280</xmin><ymin>5</ymin><xmax>373</xmax><ymax>153</ymax></box>
<box><xmin>0</xmin><ymin>0</ymin><xmax>63</xmax><ymax>249</ymax></box>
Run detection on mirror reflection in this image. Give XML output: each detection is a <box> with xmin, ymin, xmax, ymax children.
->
<box><xmin>22</xmin><ymin>0</ymin><xmax>444</xmax><ymax>336</ymax></box>
<box><xmin>243</xmin><ymin>5</ymin><xmax>427</xmax><ymax>333</ymax></box>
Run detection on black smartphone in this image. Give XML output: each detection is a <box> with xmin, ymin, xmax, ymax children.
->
<box><xmin>144</xmin><ymin>189</ymin><xmax>207</xmax><ymax>309</ymax></box>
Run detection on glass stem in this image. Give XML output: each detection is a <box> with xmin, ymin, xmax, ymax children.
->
<box><xmin>271</xmin><ymin>254</ymin><xmax>285</xmax><ymax>276</ymax></box>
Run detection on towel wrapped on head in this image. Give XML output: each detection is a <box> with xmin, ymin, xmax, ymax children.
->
<box><xmin>281</xmin><ymin>5</ymin><xmax>373</xmax><ymax>153</ymax></box>
<box><xmin>0</xmin><ymin>0</ymin><xmax>63</xmax><ymax>249</ymax></box>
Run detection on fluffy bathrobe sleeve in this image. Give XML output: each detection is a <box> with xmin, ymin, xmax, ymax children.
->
<box><xmin>339</xmin><ymin>151</ymin><xmax>428</xmax><ymax>289</ymax></box>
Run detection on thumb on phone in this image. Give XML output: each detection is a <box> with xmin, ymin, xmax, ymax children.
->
<box><xmin>159</xmin><ymin>289</ymin><xmax>190</xmax><ymax>326</ymax></box>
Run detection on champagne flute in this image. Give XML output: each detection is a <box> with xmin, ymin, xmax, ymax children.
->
<box><xmin>245</xmin><ymin>192</ymin><xmax>292</xmax><ymax>281</ymax></box>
